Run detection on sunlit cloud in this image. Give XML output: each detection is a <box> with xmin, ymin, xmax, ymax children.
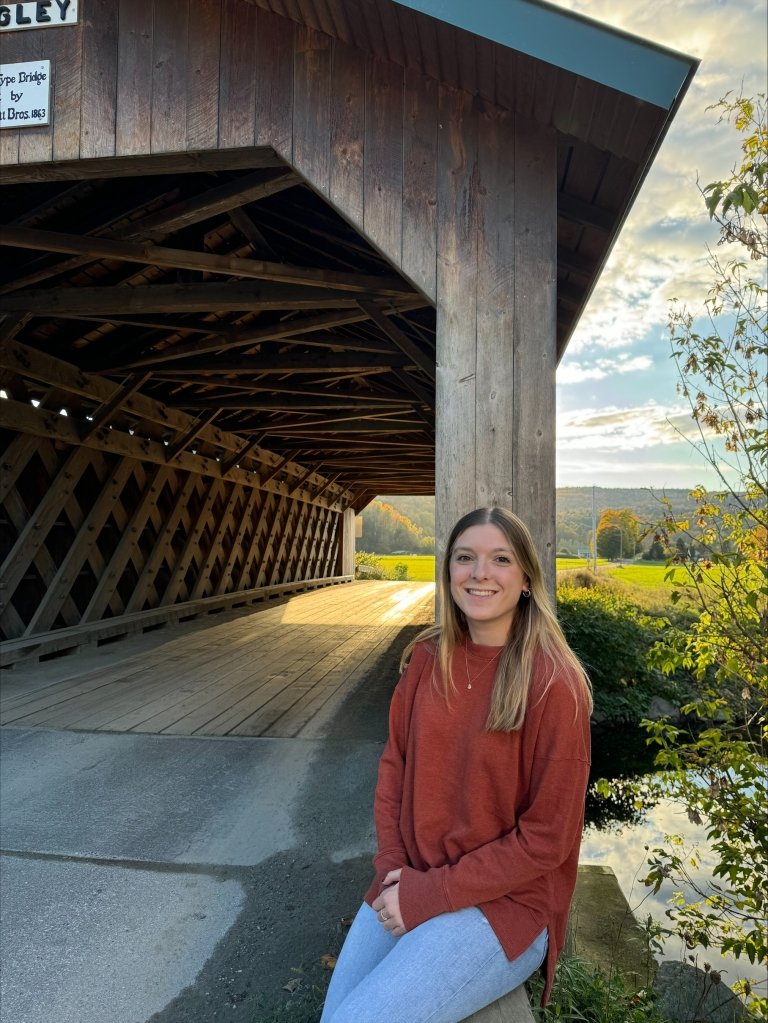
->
<box><xmin>548</xmin><ymin>0</ymin><xmax>766</xmax><ymax>484</ymax></box>
<box><xmin>557</xmin><ymin>355</ymin><xmax>654</xmax><ymax>384</ymax></box>
<box><xmin>558</xmin><ymin>403</ymin><xmax>698</xmax><ymax>452</ymax></box>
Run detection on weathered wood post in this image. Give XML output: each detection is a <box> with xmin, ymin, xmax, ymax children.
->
<box><xmin>435</xmin><ymin>103</ymin><xmax>557</xmax><ymax>594</ymax></box>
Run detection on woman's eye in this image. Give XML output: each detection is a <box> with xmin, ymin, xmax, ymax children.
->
<box><xmin>495</xmin><ymin>556</ymin><xmax>511</xmax><ymax>564</ymax></box>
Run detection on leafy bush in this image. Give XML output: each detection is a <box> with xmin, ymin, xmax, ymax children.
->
<box><xmin>391</xmin><ymin>562</ymin><xmax>408</xmax><ymax>581</ymax></box>
<box><xmin>558</xmin><ymin>569</ymin><xmax>602</xmax><ymax>590</ymax></box>
<box><xmin>354</xmin><ymin>551</ymin><xmax>385</xmax><ymax>579</ymax></box>
<box><xmin>556</xmin><ymin>586</ymin><xmax>685</xmax><ymax>723</ymax></box>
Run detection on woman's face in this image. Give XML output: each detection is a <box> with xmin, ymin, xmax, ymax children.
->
<box><xmin>449</xmin><ymin>523</ymin><xmax>529</xmax><ymax>645</ymax></box>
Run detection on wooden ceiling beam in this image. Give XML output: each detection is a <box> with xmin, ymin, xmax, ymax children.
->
<box><xmin>557</xmin><ymin>193</ymin><xmax>614</xmax><ymax>232</ymax></box>
<box><xmin>0</xmin><ymin>226</ymin><xmax>414</xmax><ymax>298</ymax></box>
<box><xmin>0</xmin><ymin>282</ymin><xmax>372</xmax><ymax>317</ymax></box>
<box><xmin>180</xmin><ymin>396</ymin><xmax>416</xmax><ymax>411</ymax></box>
<box><xmin>147</xmin><ymin>351</ymin><xmax>411</xmax><ymax>373</ymax></box>
<box><xmin>0</xmin><ymin>168</ymin><xmax>301</xmax><ymax>295</ymax></box>
<box><xmin>120</xmin><ymin>298</ymin><xmax>430</xmax><ymax>366</ymax></box>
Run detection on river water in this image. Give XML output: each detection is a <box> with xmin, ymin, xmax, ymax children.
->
<box><xmin>580</xmin><ymin>727</ymin><xmax>760</xmax><ymax>996</ymax></box>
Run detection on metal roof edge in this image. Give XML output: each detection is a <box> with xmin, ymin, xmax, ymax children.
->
<box><xmin>392</xmin><ymin>0</ymin><xmax>699</xmax><ymax>109</ymax></box>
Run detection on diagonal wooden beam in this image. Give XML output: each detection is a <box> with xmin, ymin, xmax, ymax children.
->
<box><xmin>0</xmin><ymin>226</ymin><xmax>414</xmax><ymax>298</ymax></box>
<box><xmin>164</xmin><ymin>409</ymin><xmax>221</xmax><ymax>460</ymax></box>
<box><xmin>81</xmin><ymin>372</ymin><xmax>151</xmax><ymax>439</ymax></box>
<box><xmin>356</xmin><ymin>300</ymin><xmax>436</xmax><ymax>382</ymax></box>
<box><xmin>0</xmin><ymin>169</ymin><xmax>301</xmax><ymax>295</ymax></box>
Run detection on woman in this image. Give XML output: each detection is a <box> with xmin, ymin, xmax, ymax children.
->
<box><xmin>320</xmin><ymin>507</ymin><xmax>592</xmax><ymax>1023</ymax></box>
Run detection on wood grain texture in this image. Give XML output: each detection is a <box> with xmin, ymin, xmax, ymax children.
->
<box><xmin>151</xmin><ymin>0</ymin><xmax>189</xmax><ymax>153</ymax></box>
<box><xmin>475</xmin><ymin>101</ymin><xmax>515</xmax><ymax>512</ymax></box>
<box><xmin>512</xmin><ymin>115</ymin><xmax>557</xmax><ymax>590</ymax></box>
<box><xmin>219</xmin><ymin>0</ymin><xmax>258</xmax><ymax>149</ymax></box>
<box><xmin>401</xmin><ymin>66</ymin><xmax>438</xmax><ymax>300</ymax></box>
<box><xmin>292</xmin><ymin>25</ymin><xmax>332</xmax><ymax>196</ymax></box>
<box><xmin>329</xmin><ymin>40</ymin><xmax>365</xmax><ymax>226</ymax></box>
<box><xmin>185</xmin><ymin>0</ymin><xmax>221</xmax><ymax>149</ymax></box>
<box><xmin>253</xmin><ymin>7</ymin><xmax>294</xmax><ymax>153</ymax></box>
<box><xmin>364</xmin><ymin>56</ymin><xmax>403</xmax><ymax>266</ymax></box>
<box><xmin>116</xmin><ymin>0</ymin><xmax>153</xmax><ymax>156</ymax></box>
<box><xmin>434</xmin><ymin>84</ymin><xmax>478</xmax><ymax>564</ymax></box>
<box><xmin>80</xmin><ymin>0</ymin><xmax>119</xmax><ymax>159</ymax></box>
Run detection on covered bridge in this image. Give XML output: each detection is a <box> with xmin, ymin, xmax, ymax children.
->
<box><xmin>0</xmin><ymin>0</ymin><xmax>696</xmax><ymax>661</ymax></box>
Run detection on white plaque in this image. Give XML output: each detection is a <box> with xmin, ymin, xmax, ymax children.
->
<box><xmin>0</xmin><ymin>1</ymin><xmax>79</xmax><ymax>32</ymax></box>
<box><xmin>0</xmin><ymin>60</ymin><xmax>51</xmax><ymax>128</ymax></box>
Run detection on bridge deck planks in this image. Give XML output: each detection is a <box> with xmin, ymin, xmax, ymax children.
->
<box><xmin>0</xmin><ymin>581</ymin><xmax>434</xmax><ymax>739</ymax></box>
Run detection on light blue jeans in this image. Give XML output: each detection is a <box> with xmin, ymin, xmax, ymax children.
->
<box><xmin>319</xmin><ymin>902</ymin><xmax>547</xmax><ymax>1023</ymax></box>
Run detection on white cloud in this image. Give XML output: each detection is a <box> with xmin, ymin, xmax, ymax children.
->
<box><xmin>558</xmin><ymin>402</ymin><xmax>700</xmax><ymax>452</ymax></box>
<box><xmin>546</xmin><ymin>0</ymin><xmax>767</xmax><ymax>485</ymax></box>
<box><xmin>557</xmin><ymin>354</ymin><xmax>653</xmax><ymax>384</ymax></box>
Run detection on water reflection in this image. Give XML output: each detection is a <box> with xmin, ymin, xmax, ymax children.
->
<box><xmin>582</xmin><ymin>726</ymin><xmax>760</xmax><ymax>995</ymax></box>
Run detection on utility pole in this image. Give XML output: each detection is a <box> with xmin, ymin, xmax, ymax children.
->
<box><xmin>591</xmin><ymin>485</ymin><xmax>597</xmax><ymax>574</ymax></box>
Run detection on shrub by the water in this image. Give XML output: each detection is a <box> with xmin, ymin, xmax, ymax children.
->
<box><xmin>556</xmin><ymin>584</ymin><xmax>682</xmax><ymax>724</ymax></box>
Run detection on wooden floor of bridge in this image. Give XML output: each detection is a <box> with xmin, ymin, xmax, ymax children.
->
<box><xmin>0</xmin><ymin>581</ymin><xmax>435</xmax><ymax>739</ymax></box>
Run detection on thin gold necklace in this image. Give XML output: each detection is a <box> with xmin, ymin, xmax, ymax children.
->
<box><xmin>462</xmin><ymin>643</ymin><xmax>502</xmax><ymax>690</ymax></box>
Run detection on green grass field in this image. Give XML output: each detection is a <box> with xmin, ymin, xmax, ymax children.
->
<box><xmin>366</xmin><ymin>555</ymin><xmax>681</xmax><ymax>612</ymax></box>
<box><xmin>375</xmin><ymin>554</ymin><xmax>436</xmax><ymax>581</ymax></box>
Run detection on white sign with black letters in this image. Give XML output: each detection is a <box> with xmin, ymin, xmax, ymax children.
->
<box><xmin>0</xmin><ymin>60</ymin><xmax>51</xmax><ymax>127</ymax></box>
<box><xmin>0</xmin><ymin>1</ymin><xmax>78</xmax><ymax>31</ymax></box>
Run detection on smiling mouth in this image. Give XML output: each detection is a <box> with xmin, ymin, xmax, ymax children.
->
<box><xmin>465</xmin><ymin>589</ymin><xmax>497</xmax><ymax>597</ymax></box>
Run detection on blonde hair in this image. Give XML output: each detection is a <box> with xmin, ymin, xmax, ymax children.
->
<box><xmin>401</xmin><ymin>507</ymin><xmax>592</xmax><ymax>731</ymax></box>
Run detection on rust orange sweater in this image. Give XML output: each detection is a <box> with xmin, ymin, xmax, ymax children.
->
<box><xmin>363</xmin><ymin>638</ymin><xmax>591</xmax><ymax>1004</ymax></box>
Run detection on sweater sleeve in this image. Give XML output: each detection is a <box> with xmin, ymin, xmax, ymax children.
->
<box><xmin>397</xmin><ymin>673</ymin><xmax>591</xmax><ymax>930</ymax></box>
<box><xmin>370</xmin><ymin>646</ymin><xmax>425</xmax><ymax>885</ymax></box>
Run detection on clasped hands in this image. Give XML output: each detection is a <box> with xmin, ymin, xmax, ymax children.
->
<box><xmin>371</xmin><ymin>868</ymin><xmax>407</xmax><ymax>936</ymax></box>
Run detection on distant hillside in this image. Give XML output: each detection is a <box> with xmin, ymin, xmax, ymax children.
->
<box><xmin>357</xmin><ymin>499</ymin><xmax>435</xmax><ymax>554</ymax></box>
<box><xmin>370</xmin><ymin>489</ymin><xmax>702</xmax><ymax>555</ymax></box>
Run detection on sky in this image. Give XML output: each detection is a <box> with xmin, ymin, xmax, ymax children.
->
<box><xmin>549</xmin><ymin>0</ymin><xmax>767</xmax><ymax>490</ymax></box>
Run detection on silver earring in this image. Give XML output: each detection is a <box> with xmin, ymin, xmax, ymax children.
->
<box><xmin>522</xmin><ymin>588</ymin><xmax>531</xmax><ymax>598</ymax></box>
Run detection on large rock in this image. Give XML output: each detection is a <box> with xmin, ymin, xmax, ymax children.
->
<box><xmin>654</xmin><ymin>961</ymin><xmax>746</xmax><ymax>1022</ymax></box>
<box><xmin>459</xmin><ymin>985</ymin><xmax>534</xmax><ymax>1022</ymax></box>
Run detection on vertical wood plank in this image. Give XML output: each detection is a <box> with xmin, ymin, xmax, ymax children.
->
<box><xmin>151</xmin><ymin>0</ymin><xmax>189</xmax><ymax>153</ymax></box>
<box><xmin>512</xmin><ymin>114</ymin><xmax>557</xmax><ymax>590</ymax></box>
<box><xmin>401</xmin><ymin>66</ymin><xmax>438</xmax><ymax>301</ymax></box>
<box><xmin>219</xmin><ymin>0</ymin><xmax>258</xmax><ymax>149</ymax></box>
<box><xmin>475</xmin><ymin>100</ymin><xmax>515</xmax><ymax>512</ymax></box>
<box><xmin>363</xmin><ymin>55</ymin><xmax>403</xmax><ymax>264</ymax></box>
<box><xmin>329</xmin><ymin>40</ymin><xmax>365</xmax><ymax>227</ymax></box>
<box><xmin>50</xmin><ymin>12</ymin><xmax>84</xmax><ymax>161</ymax></box>
<box><xmin>186</xmin><ymin>0</ymin><xmax>221</xmax><ymax>150</ymax></box>
<box><xmin>253</xmin><ymin>6</ymin><xmax>294</xmax><ymax>155</ymax></box>
<box><xmin>339</xmin><ymin>507</ymin><xmax>355</xmax><ymax>575</ymax></box>
<box><xmin>80</xmin><ymin>0</ymin><xmax>119</xmax><ymax>158</ymax></box>
<box><xmin>292</xmin><ymin>26</ymin><xmax>331</xmax><ymax>197</ymax></box>
<box><xmin>14</xmin><ymin>26</ymin><xmax>50</xmax><ymax>163</ymax></box>
<box><xmin>434</xmin><ymin>84</ymin><xmax>478</xmax><ymax>564</ymax></box>
<box><xmin>115</xmin><ymin>0</ymin><xmax>153</xmax><ymax>156</ymax></box>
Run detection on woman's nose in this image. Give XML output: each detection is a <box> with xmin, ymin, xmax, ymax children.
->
<box><xmin>472</xmin><ymin>558</ymin><xmax>489</xmax><ymax>579</ymax></box>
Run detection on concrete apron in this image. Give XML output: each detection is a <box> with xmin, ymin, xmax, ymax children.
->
<box><xmin>0</xmin><ymin>725</ymin><xmax>650</xmax><ymax>1023</ymax></box>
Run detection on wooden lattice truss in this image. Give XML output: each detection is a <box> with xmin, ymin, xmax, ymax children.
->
<box><xmin>0</xmin><ymin>336</ymin><xmax>348</xmax><ymax>652</ymax></box>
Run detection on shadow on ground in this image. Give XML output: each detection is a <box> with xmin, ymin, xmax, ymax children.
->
<box><xmin>148</xmin><ymin>624</ymin><xmax>423</xmax><ymax>1023</ymax></box>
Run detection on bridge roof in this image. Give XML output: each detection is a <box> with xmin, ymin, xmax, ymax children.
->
<box><xmin>0</xmin><ymin>0</ymin><xmax>697</xmax><ymax>505</ymax></box>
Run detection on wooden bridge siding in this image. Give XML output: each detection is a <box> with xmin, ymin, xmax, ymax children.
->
<box><xmin>0</xmin><ymin>427</ymin><xmax>344</xmax><ymax>642</ymax></box>
<box><xmin>1</xmin><ymin>0</ymin><xmax>558</xmax><ymax>576</ymax></box>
